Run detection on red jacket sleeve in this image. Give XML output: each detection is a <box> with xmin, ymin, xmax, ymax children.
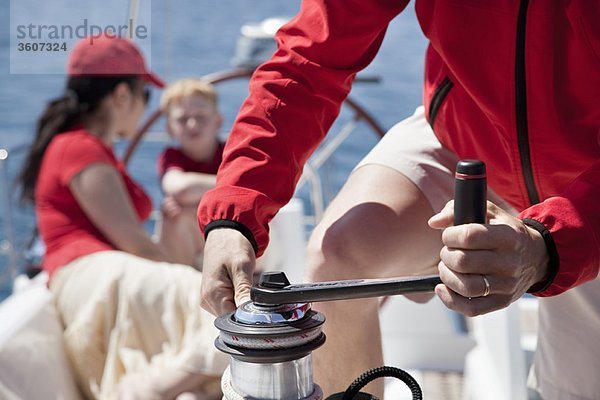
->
<box><xmin>519</xmin><ymin>158</ymin><xmax>600</xmax><ymax>296</ymax></box>
<box><xmin>198</xmin><ymin>0</ymin><xmax>408</xmax><ymax>255</ymax></box>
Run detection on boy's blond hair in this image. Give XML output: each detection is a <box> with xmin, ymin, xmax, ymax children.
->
<box><xmin>160</xmin><ymin>78</ymin><xmax>218</xmax><ymax>113</ymax></box>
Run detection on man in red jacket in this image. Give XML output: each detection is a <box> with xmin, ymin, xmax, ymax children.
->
<box><xmin>198</xmin><ymin>1</ymin><xmax>599</xmax><ymax>398</ymax></box>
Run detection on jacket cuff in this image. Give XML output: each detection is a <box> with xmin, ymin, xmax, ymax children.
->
<box><xmin>521</xmin><ymin>218</ymin><xmax>559</xmax><ymax>294</ymax></box>
<box><xmin>204</xmin><ymin>219</ymin><xmax>259</xmax><ymax>255</ymax></box>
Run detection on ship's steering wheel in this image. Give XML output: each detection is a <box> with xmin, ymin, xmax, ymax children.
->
<box><xmin>122</xmin><ymin>67</ymin><xmax>385</xmax><ymax>166</ymax></box>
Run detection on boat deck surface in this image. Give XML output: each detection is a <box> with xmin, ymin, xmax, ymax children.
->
<box><xmin>421</xmin><ymin>371</ymin><xmax>463</xmax><ymax>399</ymax></box>
<box><xmin>385</xmin><ymin>370</ymin><xmax>463</xmax><ymax>399</ymax></box>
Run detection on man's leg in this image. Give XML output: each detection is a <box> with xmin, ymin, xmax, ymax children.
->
<box><xmin>305</xmin><ymin>165</ymin><xmax>443</xmax><ymax>398</ymax></box>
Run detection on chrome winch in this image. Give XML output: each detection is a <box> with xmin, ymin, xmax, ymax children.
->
<box><xmin>215</xmin><ymin>273</ymin><xmax>326</xmax><ymax>400</ymax></box>
<box><xmin>215</xmin><ymin>159</ymin><xmax>487</xmax><ymax>400</ymax></box>
<box><xmin>214</xmin><ymin>271</ymin><xmax>437</xmax><ymax>400</ymax></box>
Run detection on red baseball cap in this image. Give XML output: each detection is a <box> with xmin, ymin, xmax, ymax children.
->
<box><xmin>67</xmin><ymin>35</ymin><xmax>165</xmax><ymax>88</ymax></box>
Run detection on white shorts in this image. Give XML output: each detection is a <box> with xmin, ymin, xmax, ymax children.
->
<box><xmin>357</xmin><ymin>107</ymin><xmax>600</xmax><ymax>399</ymax></box>
<box><xmin>355</xmin><ymin>106</ymin><xmax>515</xmax><ymax>214</ymax></box>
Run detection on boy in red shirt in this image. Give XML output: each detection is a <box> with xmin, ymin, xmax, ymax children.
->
<box><xmin>157</xmin><ymin>79</ymin><xmax>225</xmax><ymax>268</ymax></box>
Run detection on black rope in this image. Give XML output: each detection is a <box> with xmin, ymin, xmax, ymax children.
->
<box><xmin>341</xmin><ymin>366</ymin><xmax>422</xmax><ymax>400</ymax></box>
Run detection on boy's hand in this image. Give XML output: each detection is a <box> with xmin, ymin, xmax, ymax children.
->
<box><xmin>161</xmin><ymin>195</ymin><xmax>182</xmax><ymax>219</ymax></box>
<box><xmin>200</xmin><ymin>228</ymin><xmax>255</xmax><ymax>316</ymax></box>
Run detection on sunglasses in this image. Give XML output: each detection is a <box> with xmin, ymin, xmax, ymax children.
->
<box><xmin>143</xmin><ymin>87</ymin><xmax>151</xmax><ymax>105</ymax></box>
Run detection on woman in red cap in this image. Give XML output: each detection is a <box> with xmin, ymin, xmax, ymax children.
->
<box><xmin>18</xmin><ymin>36</ymin><xmax>226</xmax><ymax>400</ymax></box>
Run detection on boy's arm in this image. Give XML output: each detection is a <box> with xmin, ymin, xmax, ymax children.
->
<box><xmin>161</xmin><ymin>169</ymin><xmax>217</xmax><ymax>206</ymax></box>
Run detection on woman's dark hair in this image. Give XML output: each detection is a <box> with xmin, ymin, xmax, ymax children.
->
<box><xmin>18</xmin><ymin>75</ymin><xmax>141</xmax><ymax>203</ymax></box>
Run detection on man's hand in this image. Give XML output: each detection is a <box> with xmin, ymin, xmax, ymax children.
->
<box><xmin>428</xmin><ymin>201</ymin><xmax>549</xmax><ymax>316</ymax></box>
<box><xmin>200</xmin><ymin>228</ymin><xmax>256</xmax><ymax>316</ymax></box>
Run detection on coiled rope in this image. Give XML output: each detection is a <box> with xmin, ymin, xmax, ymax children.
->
<box><xmin>219</xmin><ymin>326</ymin><xmax>323</xmax><ymax>350</ymax></box>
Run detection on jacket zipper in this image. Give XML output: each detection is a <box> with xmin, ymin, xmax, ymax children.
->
<box><xmin>515</xmin><ymin>0</ymin><xmax>539</xmax><ymax>205</ymax></box>
<box><xmin>428</xmin><ymin>76</ymin><xmax>454</xmax><ymax>128</ymax></box>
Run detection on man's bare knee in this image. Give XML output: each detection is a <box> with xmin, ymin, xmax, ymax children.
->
<box><xmin>306</xmin><ymin>221</ymin><xmax>368</xmax><ymax>282</ymax></box>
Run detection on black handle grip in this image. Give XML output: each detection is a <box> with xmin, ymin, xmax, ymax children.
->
<box><xmin>454</xmin><ymin>160</ymin><xmax>487</xmax><ymax>225</ymax></box>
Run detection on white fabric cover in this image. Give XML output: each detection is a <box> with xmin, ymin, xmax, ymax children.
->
<box><xmin>0</xmin><ymin>283</ymin><xmax>81</xmax><ymax>400</ymax></box>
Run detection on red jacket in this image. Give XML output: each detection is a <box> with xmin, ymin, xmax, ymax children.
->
<box><xmin>199</xmin><ymin>0</ymin><xmax>600</xmax><ymax>297</ymax></box>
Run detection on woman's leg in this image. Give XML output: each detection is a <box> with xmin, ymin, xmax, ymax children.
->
<box><xmin>306</xmin><ymin>165</ymin><xmax>444</xmax><ymax>398</ymax></box>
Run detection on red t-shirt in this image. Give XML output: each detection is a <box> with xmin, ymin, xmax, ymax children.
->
<box><xmin>157</xmin><ymin>143</ymin><xmax>224</xmax><ymax>177</ymax></box>
<box><xmin>35</xmin><ymin>129</ymin><xmax>152</xmax><ymax>276</ymax></box>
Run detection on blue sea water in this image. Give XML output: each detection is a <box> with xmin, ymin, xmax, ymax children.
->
<box><xmin>0</xmin><ymin>0</ymin><xmax>427</xmax><ymax>300</ymax></box>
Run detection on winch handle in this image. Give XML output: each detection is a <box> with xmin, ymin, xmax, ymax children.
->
<box><xmin>251</xmin><ymin>272</ymin><xmax>443</xmax><ymax>306</ymax></box>
<box><xmin>250</xmin><ymin>160</ymin><xmax>487</xmax><ymax>306</ymax></box>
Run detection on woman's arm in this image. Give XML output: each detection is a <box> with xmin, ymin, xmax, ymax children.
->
<box><xmin>69</xmin><ymin>163</ymin><xmax>168</xmax><ymax>261</ymax></box>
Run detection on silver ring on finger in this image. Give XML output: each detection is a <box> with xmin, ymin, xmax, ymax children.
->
<box><xmin>481</xmin><ymin>274</ymin><xmax>491</xmax><ymax>297</ymax></box>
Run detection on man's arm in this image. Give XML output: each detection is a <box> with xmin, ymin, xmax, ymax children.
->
<box><xmin>518</xmin><ymin>159</ymin><xmax>600</xmax><ymax>296</ymax></box>
<box><xmin>198</xmin><ymin>0</ymin><xmax>409</xmax><ymax>315</ymax></box>
<box><xmin>199</xmin><ymin>0</ymin><xmax>408</xmax><ymax>255</ymax></box>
